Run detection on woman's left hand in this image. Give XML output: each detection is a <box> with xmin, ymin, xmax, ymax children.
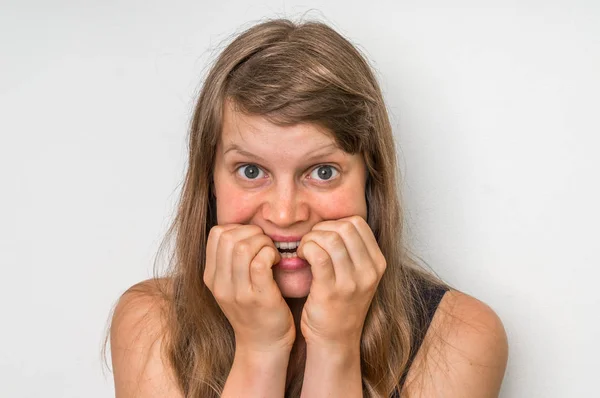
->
<box><xmin>296</xmin><ymin>215</ymin><xmax>387</xmax><ymax>349</ymax></box>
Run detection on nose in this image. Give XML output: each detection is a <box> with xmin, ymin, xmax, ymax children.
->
<box><xmin>261</xmin><ymin>179</ymin><xmax>309</xmax><ymax>227</ymax></box>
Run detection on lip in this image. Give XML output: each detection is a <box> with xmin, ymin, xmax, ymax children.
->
<box><xmin>273</xmin><ymin>256</ymin><xmax>310</xmax><ymax>271</ymax></box>
<box><xmin>268</xmin><ymin>235</ymin><xmax>304</xmax><ymax>242</ymax></box>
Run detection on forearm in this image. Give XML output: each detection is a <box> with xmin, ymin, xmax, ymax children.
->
<box><xmin>300</xmin><ymin>342</ymin><xmax>363</xmax><ymax>398</ymax></box>
<box><xmin>222</xmin><ymin>347</ymin><xmax>291</xmax><ymax>398</ymax></box>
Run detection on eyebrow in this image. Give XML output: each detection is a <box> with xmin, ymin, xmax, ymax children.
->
<box><xmin>223</xmin><ymin>143</ymin><xmax>341</xmax><ymax>162</ymax></box>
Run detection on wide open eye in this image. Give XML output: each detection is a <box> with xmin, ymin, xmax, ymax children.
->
<box><xmin>309</xmin><ymin>165</ymin><xmax>339</xmax><ymax>181</ymax></box>
<box><xmin>236</xmin><ymin>164</ymin><xmax>265</xmax><ymax>180</ymax></box>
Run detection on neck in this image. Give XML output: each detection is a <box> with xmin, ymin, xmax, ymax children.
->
<box><xmin>285</xmin><ymin>296</ymin><xmax>307</xmax><ymax>335</ymax></box>
<box><xmin>284</xmin><ymin>297</ymin><xmax>308</xmax><ymax>384</ymax></box>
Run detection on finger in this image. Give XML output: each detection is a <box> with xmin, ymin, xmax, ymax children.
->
<box><xmin>297</xmin><ymin>239</ymin><xmax>335</xmax><ymax>287</ymax></box>
<box><xmin>312</xmin><ymin>219</ymin><xmax>372</xmax><ymax>274</ymax></box>
<box><xmin>303</xmin><ymin>229</ymin><xmax>355</xmax><ymax>281</ymax></box>
<box><xmin>233</xmin><ymin>234</ymin><xmax>279</xmax><ymax>292</ymax></box>
<box><xmin>340</xmin><ymin>216</ymin><xmax>387</xmax><ymax>275</ymax></box>
<box><xmin>213</xmin><ymin>225</ymin><xmax>263</xmax><ymax>294</ymax></box>
<box><xmin>249</xmin><ymin>245</ymin><xmax>281</xmax><ymax>294</ymax></box>
<box><xmin>204</xmin><ymin>224</ymin><xmax>240</xmax><ymax>289</ymax></box>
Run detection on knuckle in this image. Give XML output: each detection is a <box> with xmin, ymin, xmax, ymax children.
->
<box><xmin>314</xmin><ymin>252</ymin><xmax>331</xmax><ymax>268</ymax></box>
<box><xmin>256</xmin><ymin>234</ymin><xmax>272</xmax><ymax>248</ymax></box>
<box><xmin>208</xmin><ymin>225</ymin><xmax>224</xmax><ymax>241</ymax></box>
<box><xmin>250</xmin><ymin>257</ymin><xmax>268</xmax><ymax>274</ymax></box>
<box><xmin>299</xmin><ymin>234</ymin><xmax>311</xmax><ymax>247</ymax></box>
<box><xmin>378</xmin><ymin>255</ymin><xmax>387</xmax><ymax>271</ymax></box>
<box><xmin>326</xmin><ymin>231</ymin><xmax>343</xmax><ymax>247</ymax></box>
<box><xmin>350</xmin><ymin>215</ymin><xmax>365</xmax><ymax>226</ymax></box>
<box><xmin>202</xmin><ymin>272</ymin><xmax>211</xmax><ymax>286</ymax></box>
<box><xmin>249</xmin><ymin>224</ymin><xmax>263</xmax><ymax>234</ymax></box>
<box><xmin>233</xmin><ymin>241</ymin><xmax>251</xmax><ymax>256</ymax></box>
<box><xmin>212</xmin><ymin>287</ymin><xmax>229</xmax><ymax>302</ymax></box>
<box><xmin>235</xmin><ymin>289</ymin><xmax>254</xmax><ymax>304</ymax></box>
<box><xmin>340</xmin><ymin>220</ymin><xmax>355</xmax><ymax>235</ymax></box>
<box><xmin>220</xmin><ymin>230</ymin><xmax>235</xmax><ymax>244</ymax></box>
<box><xmin>364</xmin><ymin>269</ymin><xmax>379</xmax><ymax>286</ymax></box>
<box><xmin>339</xmin><ymin>281</ymin><xmax>358</xmax><ymax>295</ymax></box>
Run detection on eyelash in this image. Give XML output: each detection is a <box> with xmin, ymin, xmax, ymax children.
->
<box><xmin>235</xmin><ymin>164</ymin><xmax>340</xmax><ymax>184</ymax></box>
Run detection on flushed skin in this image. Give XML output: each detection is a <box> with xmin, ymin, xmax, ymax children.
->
<box><xmin>212</xmin><ymin>99</ymin><xmax>370</xmax><ymax>299</ymax></box>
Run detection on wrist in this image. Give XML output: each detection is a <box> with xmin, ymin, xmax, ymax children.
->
<box><xmin>224</xmin><ymin>346</ymin><xmax>291</xmax><ymax>398</ymax></box>
<box><xmin>301</xmin><ymin>340</ymin><xmax>363</xmax><ymax>398</ymax></box>
<box><xmin>305</xmin><ymin>339</ymin><xmax>362</xmax><ymax>375</ymax></box>
<box><xmin>305</xmin><ymin>339</ymin><xmax>361</xmax><ymax>362</ymax></box>
<box><xmin>234</xmin><ymin>343</ymin><xmax>292</xmax><ymax>368</ymax></box>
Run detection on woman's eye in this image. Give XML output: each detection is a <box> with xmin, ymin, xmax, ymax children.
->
<box><xmin>237</xmin><ymin>164</ymin><xmax>265</xmax><ymax>180</ymax></box>
<box><xmin>236</xmin><ymin>164</ymin><xmax>338</xmax><ymax>182</ymax></box>
<box><xmin>309</xmin><ymin>165</ymin><xmax>339</xmax><ymax>181</ymax></box>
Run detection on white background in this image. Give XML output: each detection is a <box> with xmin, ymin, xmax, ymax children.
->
<box><xmin>1</xmin><ymin>1</ymin><xmax>599</xmax><ymax>397</ymax></box>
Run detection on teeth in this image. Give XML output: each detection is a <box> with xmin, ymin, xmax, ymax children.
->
<box><xmin>281</xmin><ymin>252</ymin><xmax>298</xmax><ymax>258</ymax></box>
<box><xmin>274</xmin><ymin>240</ymin><xmax>301</xmax><ymax>250</ymax></box>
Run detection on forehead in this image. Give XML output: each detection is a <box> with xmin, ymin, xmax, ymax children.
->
<box><xmin>219</xmin><ymin>100</ymin><xmax>339</xmax><ymax>153</ymax></box>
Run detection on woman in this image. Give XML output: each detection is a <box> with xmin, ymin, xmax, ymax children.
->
<box><xmin>108</xmin><ymin>18</ymin><xmax>508</xmax><ymax>397</ymax></box>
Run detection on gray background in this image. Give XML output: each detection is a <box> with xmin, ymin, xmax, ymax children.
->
<box><xmin>1</xmin><ymin>0</ymin><xmax>598</xmax><ymax>397</ymax></box>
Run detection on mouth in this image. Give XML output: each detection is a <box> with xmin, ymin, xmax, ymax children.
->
<box><xmin>274</xmin><ymin>240</ymin><xmax>301</xmax><ymax>258</ymax></box>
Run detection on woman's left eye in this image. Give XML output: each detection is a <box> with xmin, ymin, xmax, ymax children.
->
<box><xmin>309</xmin><ymin>165</ymin><xmax>339</xmax><ymax>181</ymax></box>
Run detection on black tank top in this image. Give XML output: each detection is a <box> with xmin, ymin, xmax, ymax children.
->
<box><xmin>391</xmin><ymin>281</ymin><xmax>449</xmax><ymax>396</ymax></box>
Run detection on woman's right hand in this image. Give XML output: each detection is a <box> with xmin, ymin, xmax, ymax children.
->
<box><xmin>204</xmin><ymin>224</ymin><xmax>296</xmax><ymax>354</ymax></box>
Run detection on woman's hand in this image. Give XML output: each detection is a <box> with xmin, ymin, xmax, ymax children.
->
<box><xmin>204</xmin><ymin>224</ymin><xmax>296</xmax><ymax>354</ymax></box>
<box><xmin>297</xmin><ymin>216</ymin><xmax>387</xmax><ymax>349</ymax></box>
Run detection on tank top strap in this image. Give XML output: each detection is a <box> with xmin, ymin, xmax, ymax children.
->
<box><xmin>392</xmin><ymin>281</ymin><xmax>449</xmax><ymax>396</ymax></box>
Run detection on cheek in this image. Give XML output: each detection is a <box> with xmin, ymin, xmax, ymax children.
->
<box><xmin>216</xmin><ymin>190</ymin><xmax>257</xmax><ymax>224</ymax></box>
<box><xmin>213</xmin><ymin>166</ymin><xmax>257</xmax><ymax>224</ymax></box>
<box><xmin>214</xmin><ymin>173</ymin><xmax>368</xmax><ymax>223</ymax></box>
<box><xmin>313</xmin><ymin>186</ymin><xmax>367</xmax><ymax>220</ymax></box>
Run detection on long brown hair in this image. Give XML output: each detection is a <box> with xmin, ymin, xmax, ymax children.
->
<box><xmin>105</xmin><ymin>17</ymin><xmax>450</xmax><ymax>397</ymax></box>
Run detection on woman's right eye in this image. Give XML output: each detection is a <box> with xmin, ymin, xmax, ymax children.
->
<box><xmin>236</xmin><ymin>164</ymin><xmax>265</xmax><ymax>180</ymax></box>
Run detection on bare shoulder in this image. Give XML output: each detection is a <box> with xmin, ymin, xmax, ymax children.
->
<box><xmin>110</xmin><ymin>278</ymin><xmax>183</xmax><ymax>397</ymax></box>
<box><xmin>402</xmin><ymin>289</ymin><xmax>509</xmax><ymax>398</ymax></box>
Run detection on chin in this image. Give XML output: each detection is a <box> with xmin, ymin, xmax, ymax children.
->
<box><xmin>273</xmin><ymin>267</ymin><xmax>313</xmax><ymax>298</ymax></box>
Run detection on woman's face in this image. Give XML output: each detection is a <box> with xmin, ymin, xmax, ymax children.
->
<box><xmin>213</xmin><ymin>101</ymin><xmax>368</xmax><ymax>298</ymax></box>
